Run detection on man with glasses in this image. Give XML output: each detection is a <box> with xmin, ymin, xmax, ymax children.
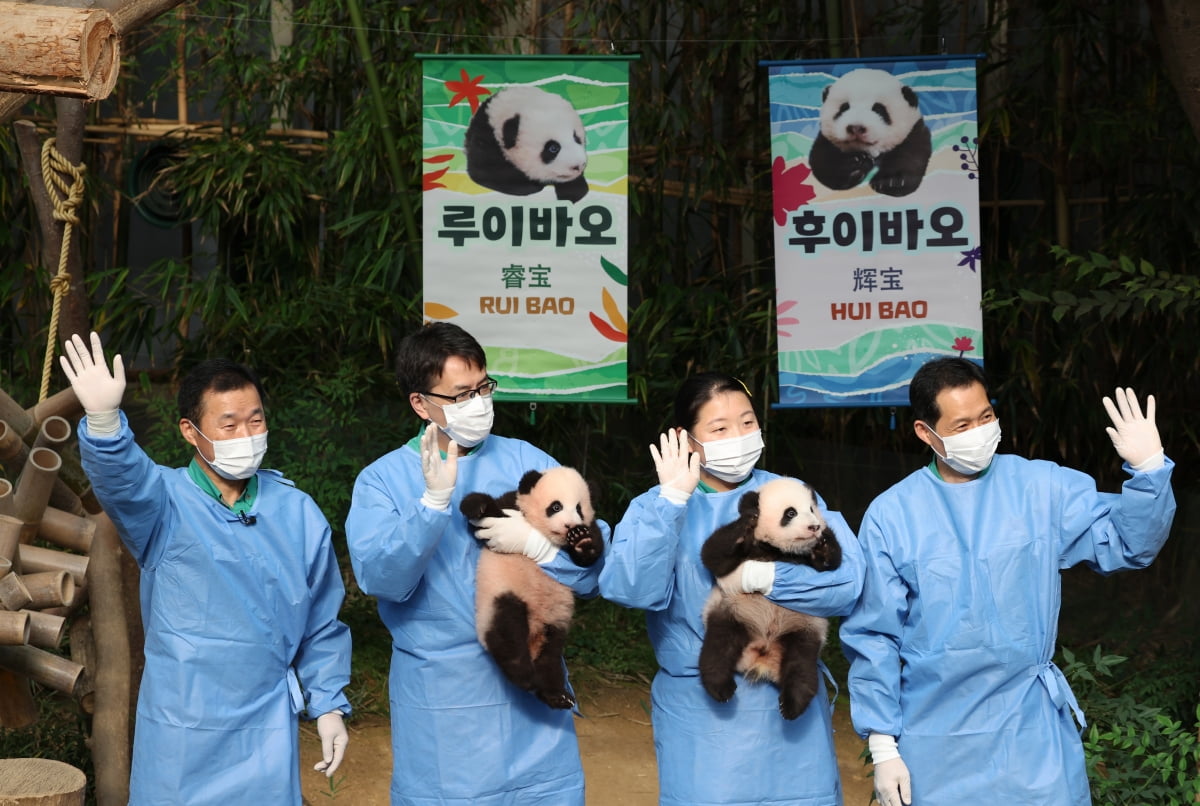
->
<box><xmin>346</xmin><ymin>322</ymin><xmax>607</xmax><ymax>806</ymax></box>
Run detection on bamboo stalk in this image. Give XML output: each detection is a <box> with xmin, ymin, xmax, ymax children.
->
<box><xmin>22</xmin><ymin>609</ymin><xmax>67</xmax><ymax>648</ymax></box>
<box><xmin>0</xmin><ymin>571</ymin><xmax>31</xmax><ymax>610</ymax></box>
<box><xmin>14</xmin><ymin>447</ymin><xmax>62</xmax><ymax>544</ymax></box>
<box><xmin>0</xmin><ymin>514</ymin><xmax>22</xmax><ymax>569</ymax></box>
<box><xmin>0</xmin><ymin>644</ymin><xmax>83</xmax><ymax>696</ymax></box>
<box><xmin>0</xmin><ymin>610</ymin><xmax>30</xmax><ymax>645</ymax></box>
<box><xmin>18</xmin><ymin>544</ymin><xmax>88</xmax><ymax>587</ymax></box>
<box><xmin>0</xmin><ymin>418</ymin><xmax>24</xmax><ymax>465</ymax></box>
<box><xmin>37</xmin><ymin>506</ymin><xmax>96</xmax><ymax>554</ymax></box>
<box><xmin>33</xmin><ymin>415</ymin><xmax>72</xmax><ymax>451</ymax></box>
<box><xmin>24</xmin><ymin>386</ymin><xmax>83</xmax><ymax>433</ymax></box>
<box><xmin>0</xmin><ymin>478</ymin><xmax>12</xmax><ymax>517</ymax></box>
<box><xmin>0</xmin><ymin>556</ymin><xmax>8</xmax><ymax>579</ymax></box>
<box><xmin>18</xmin><ymin>571</ymin><xmax>75</xmax><ymax>609</ymax></box>
<box><xmin>1</xmin><ymin>387</ymin><xmax>95</xmax><ymax>515</ymax></box>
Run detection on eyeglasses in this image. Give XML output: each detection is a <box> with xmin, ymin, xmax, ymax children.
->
<box><xmin>421</xmin><ymin>378</ymin><xmax>498</xmax><ymax>405</ymax></box>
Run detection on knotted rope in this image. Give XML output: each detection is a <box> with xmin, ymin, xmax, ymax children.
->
<box><xmin>39</xmin><ymin>137</ymin><xmax>87</xmax><ymax>402</ymax></box>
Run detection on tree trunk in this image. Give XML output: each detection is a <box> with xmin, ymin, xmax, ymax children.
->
<box><xmin>1149</xmin><ymin>0</ymin><xmax>1200</xmax><ymax>142</ymax></box>
<box><xmin>0</xmin><ymin>4</ymin><xmax>119</xmax><ymax>99</ymax></box>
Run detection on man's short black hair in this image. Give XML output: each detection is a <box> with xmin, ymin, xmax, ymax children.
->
<box><xmin>909</xmin><ymin>357</ymin><xmax>989</xmax><ymax>425</ymax></box>
<box><xmin>394</xmin><ymin>322</ymin><xmax>487</xmax><ymax>395</ymax></box>
<box><xmin>177</xmin><ymin>359</ymin><xmax>265</xmax><ymax>424</ymax></box>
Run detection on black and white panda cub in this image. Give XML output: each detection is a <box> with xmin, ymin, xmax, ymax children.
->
<box><xmin>463</xmin><ymin>85</ymin><xmax>590</xmax><ymax>203</ymax></box>
<box><xmin>460</xmin><ymin>467</ymin><xmax>603</xmax><ymax>709</ymax></box>
<box><xmin>698</xmin><ymin>477</ymin><xmax>842</xmax><ymax>720</ymax></box>
<box><xmin>808</xmin><ymin>68</ymin><xmax>932</xmax><ymax>197</ymax></box>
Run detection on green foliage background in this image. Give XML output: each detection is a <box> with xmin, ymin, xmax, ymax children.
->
<box><xmin>1</xmin><ymin>1</ymin><xmax>1197</xmax><ymax>801</ymax></box>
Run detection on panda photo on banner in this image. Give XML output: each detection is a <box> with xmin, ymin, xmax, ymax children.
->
<box><xmin>764</xmin><ymin>55</ymin><xmax>984</xmax><ymax>409</ymax></box>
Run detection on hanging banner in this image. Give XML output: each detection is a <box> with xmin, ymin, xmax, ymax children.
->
<box><xmin>764</xmin><ymin>55</ymin><xmax>984</xmax><ymax>408</ymax></box>
<box><xmin>419</xmin><ymin>54</ymin><xmax>637</xmax><ymax>403</ymax></box>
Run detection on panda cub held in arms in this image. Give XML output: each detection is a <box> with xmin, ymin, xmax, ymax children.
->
<box><xmin>460</xmin><ymin>467</ymin><xmax>603</xmax><ymax>709</ymax></box>
<box><xmin>464</xmin><ymin>85</ymin><xmax>590</xmax><ymax>203</ymax></box>
<box><xmin>808</xmin><ymin>67</ymin><xmax>932</xmax><ymax>197</ymax></box>
<box><xmin>699</xmin><ymin>477</ymin><xmax>842</xmax><ymax>720</ymax></box>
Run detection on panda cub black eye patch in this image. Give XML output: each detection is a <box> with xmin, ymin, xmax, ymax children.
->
<box><xmin>836</xmin><ymin>102</ymin><xmax>850</xmax><ymax>118</ymax></box>
<box><xmin>871</xmin><ymin>102</ymin><xmax>892</xmax><ymax>125</ymax></box>
<box><xmin>541</xmin><ymin>140</ymin><xmax>562</xmax><ymax>164</ymax></box>
<box><xmin>547</xmin><ymin>501</ymin><xmax>563</xmax><ymax>515</ymax></box>
<box><xmin>781</xmin><ymin>506</ymin><xmax>798</xmax><ymax>525</ymax></box>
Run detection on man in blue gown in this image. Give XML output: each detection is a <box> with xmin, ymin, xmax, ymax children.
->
<box><xmin>840</xmin><ymin>357</ymin><xmax>1176</xmax><ymax>805</ymax></box>
<box><xmin>62</xmin><ymin>332</ymin><xmax>352</xmax><ymax>805</ymax></box>
<box><xmin>345</xmin><ymin>322</ymin><xmax>606</xmax><ymax>805</ymax></box>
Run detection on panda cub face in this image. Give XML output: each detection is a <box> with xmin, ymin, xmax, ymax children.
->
<box><xmin>516</xmin><ymin>466</ymin><xmax>595</xmax><ymax>541</ymax></box>
<box><xmin>752</xmin><ymin>478</ymin><xmax>829</xmax><ymax>555</ymax></box>
<box><xmin>487</xmin><ymin>86</ymin><xmax>587</xmax><ymax>185</ymax></box>
<box><xmin>818</xmin><ymin>68</ymin><xmax>923</xmax><ymax>159</ymax></box>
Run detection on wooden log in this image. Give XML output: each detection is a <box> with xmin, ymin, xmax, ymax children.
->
<box><xmin>0</xmin><ymin>571</ymin><xmax>31</xmax><ymax>610</ymax></box>
<box><xmin>67</xmin><ymin>616</ymin><xmax>94</xmax><ymax>715</ymax></box>
<box><xmin>36</xmin><ymin>506</ymin><xmax>95</xmax><ymax>554</ymax></box>
<box><xmin>13</xmin><ymin>447</ymin><xmax>62</xmax><ymax>544</ymax></box>
<box><xmin>19</xmin><ymin>571</ymin><xmax>73</xmax><ymax>609</ymax></box>
<box><xmin>0</xmin><ymin>610</ymin><xmax>29</xmax><ymax>645</ymax></box>
<box><xmin>21</xmin><ymin>609</ymin><xmax>66</xmax><ymax>649</ymax></box>
<box><xmin>17</xmin><ymin>545</ymin><xmax>88</xmax><ymax>588</ymax></box>
<box><xmin>1</xmin><ymin>385</ymin><xmax>95</xmax><ymax>517</ymax></box>
<box><xmin>0</xmin><ymin>4</ymin><xmax>119</xmax><ymax>100</ymax></box>
<box><xmin>0</xmin><ymin>514</ymin><xmax>23</xmax><ymax>569</ymax></box>
<box><xmin>88</xmin><ymin>512</ymin><xmax>132</xmax><ymax>806</ymax></box>
<box><xmin>0</xmin><ymin>757</ymin><xmax>86</xmax><ymax>805</ymax></box>
<box><xmin>0</xmin><ymin>478</ymin><xmax>12</xmax><ymax>516</ymax></box>
<box><xmin>0</xmin><ymin>644</ymin><xmax>83</xmax><ymax>696</ymax></box>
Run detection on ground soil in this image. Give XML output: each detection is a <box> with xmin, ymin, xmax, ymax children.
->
<box><xmin>299</xmin><ymin>679</ymin><xmax>875</xmax><ymax>805</ymax></box>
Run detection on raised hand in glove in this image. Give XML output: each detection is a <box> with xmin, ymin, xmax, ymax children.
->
<box><xmin>59</xmin><ymin>331</ymin><xmax>125</xmax><ymax>436</ymax></box>
<box><xmin>474</xmin><ymin>508</ymin><xmax>557</xmax><ymax>564</ymax></box>
<box><xmin>1102</xmin><ymin>387</ymin><xmax>1163</xmax><ymax>471</ymax></box>
<box><xmin>419</xmin><ymin>423</ymin><xmax>459</xmax><ymax>510</ymax></box>
<box><xmin>313</xmin><ymin>710</ymin><xmax>348</xmax><ymax>777</ymax></box>
<box><xmin>651</xmin><ymin>428</ymin><xmax>700</xmax><ymax>505</ymax></box>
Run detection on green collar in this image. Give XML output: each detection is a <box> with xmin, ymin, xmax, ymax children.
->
<box><xmin>926</xmin><ymin>457</ymin><xmax>991</xmax><ymax>481</ymax></box>
<box><xmin>187</xmin><ymin>459</ymin><xmax>258</xmax><ymax>514</ymax></box>
<box><xmin>696</xmin><ymin>476</ymin><xmax>753</xmax><ymax>495</ymax></box>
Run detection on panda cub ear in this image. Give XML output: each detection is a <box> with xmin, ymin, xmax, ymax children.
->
<box><xmin>517</xmin><ymin>469</ymin><xmax>545</xmax><ymax>496</ymax></box>
<box><xmin>736</xmin><ymin>490</ymin><xmax>761</xmax><ymax>519</ymax></box>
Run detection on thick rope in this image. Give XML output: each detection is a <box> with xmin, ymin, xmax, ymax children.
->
<box><xmin>39</xmin><ymin>137</ymin><xmax>86</xmax><ymax>402</ymax></box>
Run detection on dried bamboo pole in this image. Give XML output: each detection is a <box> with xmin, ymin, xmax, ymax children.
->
<box><xmin>0</xmin><ymin>644</ymin><xmax>83</xmax><ymax>696</ymax></box>
<box><xmin>0</xmin><ymin>570</ymin><xmax>31</xmax><ymax>610</ymax></box>
<box><xmin>24</xmin><ymin>387</ymin><xmax>83</xmax><ymax>432</ymax></box>
<box><xmin>18</xmin><ymin>544</ymin><xmax>89</xmax><ymax>587</ymax></box>
<box><xmin>23</xmin><ymin>609</ymin><xmax>67</xmax><ymax>649</ymax></box>
<box><xmin>0</xmin><ymin>387</ymin><xmax>95</xmax><ymax>515</ymax></box>
<box><xmin>0</xmin><ymin>422</ymin><xmax>86</xmax><ymax>519</ymax></box>
<box><xmin>20</xmin><ymin>571</ymin><xmax>74</xmax><ymax>609</ymax></box>
<box><xmin>0</xmin><ymin>478</ymin><xmax>12</xmax><ymax>516</ymax></box>
<box><xmin>0</xmin><ymin>556</ymin><xmax>8</xmax><ymax>579</ymax></box>
<box><xmin>0</xmin><ymin>610</ymin><xmax>30</xmax><ymax>645</ymax></box>
<box><xmin>36</xmin><ymin>506</ymin><xmax>95</xmax><ymax>554</ymax></box>
<box><xmin>0</xmin><ymin>515</ymin><xmax>18</xmax><ymax>568</ymax></box>
<box><xmin>33</xmin><ymin>415</ymin><xmax>72</xmax><ymax>451</ymax></box>
<box><xmin>13</xmin><ymin>447</ymin><xmax>62</xmax><ymax>544</ymax></box>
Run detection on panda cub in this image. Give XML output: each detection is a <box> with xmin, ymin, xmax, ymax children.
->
<box><xmin>463</xmin><ymin>85</ymin><xmax>590</xmax><ymax>203</ymax></box>
<box><xmin>460</xmin><ymin>467</ymin><xmax>603</xmax><ymax>709</ymax></box>
<box><xmin>698</xmin><ymin>477</ymin><xmax>842</xmax><ymax>720</ymax></box>
<box><xmin>808</xmin><ymin>68</ymin><xmax>932</xmax><ymax>197</ymax></box>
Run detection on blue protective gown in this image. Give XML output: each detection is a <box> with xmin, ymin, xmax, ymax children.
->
<box><xmin>77</xmin><ymin>413</ymin><xmax>352</xmax><ymax>806</ymax></box>
<box><xmin>840</xmin><ymin>454</ymin><xmax>1177</xmax><ymax>805</ymax></box>
<box><xmin>599</xmin><ymin>469</ymin><xmax>865</xmax><ymax>806</ymax></box>
<box><xmin>345</xmin><ymin>429</ymin><xmax>607</xmax><ymax>806</ymax></box>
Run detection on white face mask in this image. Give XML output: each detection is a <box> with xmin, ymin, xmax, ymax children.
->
<box><xmin>927</xmin><ymin>419</ymin><xmax>1001</xmax><ymax>475</ymax></box>
<box><xmin>190</xmin><ymin>423</ymin><xmax>269</xmax><ymax>481</ymax></box>
<box><xmin>694</xmin><ymin>430</ymin><xmax>764</xmax><ymax>483</ymax></box>
<box><xmin>431</xmin><ymin>394</ymin><xmax>494</xmax><ymax>448</ymax></box>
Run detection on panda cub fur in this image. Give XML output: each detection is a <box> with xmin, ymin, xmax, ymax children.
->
<box><xmin>699</xmin><ymin>477</ymin><xmax>842</xmax><ymax>720</ymax></box>
<box><xmin>808</xmin><ymin>68</ymin><xmax>932</xmax><ymax>197</ymax></box>
<box><xmin>464</xmin><ymin>85</ymin><xmax>590</xmax><ymax>203</ymax></box>
<box><xmin>460</xmin><ymin>467</ymin><xmax>603</xmax><ymax>709</ymax></box>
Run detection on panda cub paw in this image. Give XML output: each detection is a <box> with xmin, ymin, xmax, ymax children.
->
<box><xmin>806</xmin><ymin>529</ymin><xmax>842</xmax><ymax>572</ymax></box>
<box><xmin>564</xmin><ymin>524</ymin><xmax>602</xmax><ymax>567</ymax></box>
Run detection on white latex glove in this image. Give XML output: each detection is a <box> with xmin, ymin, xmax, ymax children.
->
<box><xmin>869</xmin><ymin>733</ymin><xmax>912</xmax><ymax>806</ymax></box>
<box><xmin>650</xmin><ymin>428</ymin><xmax>700</xmax><ymax>505</ymax></box>
<box><xmin>419</xmin><ymin>424</ymin><xmax>458</xmax><ymax>510</ymax></box>
<box><xmin>59</xmin><ymin>331</ymin><xmax>125</xmax><ymax>436</ymax></box>
<box><xmin>475</xmin><ymin>508</ymin><xmax>557</xmax><ymax>564</ymax></box>
<box><xmin>313</xmin><ymin>710</ymin><xmax>348</xmax><ymax>777</ymax></box>
<box><xmin>1103</xmin><ymin>387</ymin><xmax>1164</xmax><ymax>471</ymax></box>
<box><xmin>739</xmin><ymin>560</ymin><xmax>775</xmax><ymax>594</ymax></box>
